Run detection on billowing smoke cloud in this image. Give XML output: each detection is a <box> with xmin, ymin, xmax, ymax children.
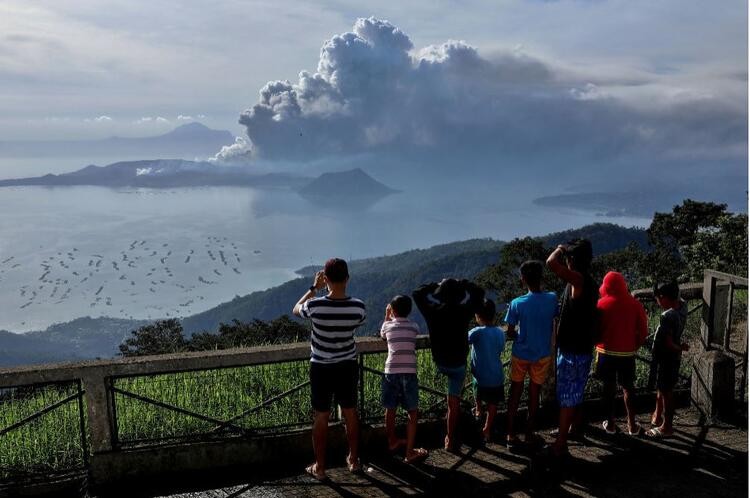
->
<box><xmin>209</xmin><ymin>136</ymin><xmax>253</xmax><ymax>164</ymax></box>
<box><xmin>235</xmin><ymin>17</ymin><xmax>746</xmax><ymax>172</ymax></box>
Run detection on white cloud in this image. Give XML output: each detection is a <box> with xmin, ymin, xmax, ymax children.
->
<box><xmin>83</xmin><ymin>115</ymin><xmax>113</xmax><ymax>123</ymax></box>
<box><xmin>236</xmin><ymin>17</ymin><xmax>746</xmax><ymax>173</ymax></box>
<box><xmin>177</xmin><ymin>115</ymin><xmax>193</xmax><ymax>120</ymax></box>
<box><xmin>0</xmin><ymin>2</ymin><xmax>745</xmax><ymax>148</ymax></box>
<box><xmin>133</xmin><ymin>116</ymin><xmax>170</xmax><ymax>124</ymax></box>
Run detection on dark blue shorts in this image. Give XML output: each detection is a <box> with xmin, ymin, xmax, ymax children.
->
<box><xmin>436</xmin><ymin>363</ymin><xmax>467</xmax><ymax>397</ymax></box>
<box><xmin>594</xmin><ymin>352</ymin><xmax>636</xmax><ymax>390</ymax></box>
<box><xmin>655</xmin><ymin>358</ymin><xmax>681</xmax><ymax>391</ymax></box>
<box><xmin>556</xmin><ymin>351</ymin><xmax>592</xmax><ymax>408</ymax></box>
<box><xmin>310</xmin><ymin>360</ymin><xmax>358</xmax><ymax>412</ymax></box>
<box><xmin>381</xmin><ymin>373</ymin><xmax>419</xmax><ymax>411</ymax></box>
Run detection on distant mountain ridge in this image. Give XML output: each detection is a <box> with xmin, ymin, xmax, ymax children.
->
<box><xmin>0</xmin><ymin>122</ymin><xmax>234</xmax><ymax>159</ymax></box>
<box><xmin>0</xmin><ymin>223</ymin><xmax>647</xmax><ymax>367</ymax></box>
<box><xmin>0</xmin><ymin>158</ymin><xmax>311</xmax><ymax>189</ymax></box>
<box><xmin>0</xmin><ymin>162</ymin><xmax>402</xmax><ymax>196</ymax></box>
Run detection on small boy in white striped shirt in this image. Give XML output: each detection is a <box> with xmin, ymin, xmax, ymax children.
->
<box><xmin>380</xmin><ymin>295</ymin><xmax>428</xmax><ymax>463</ymax></box>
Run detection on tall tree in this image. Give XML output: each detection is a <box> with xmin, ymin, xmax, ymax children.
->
<box><xmin>119</xmin><ymin>319</ymin><xmax>187</xmax><ymax>357</ymax></box>
<box><xmin>645</xmin><ymin>199</ymin><xmax>747</xmax><ymax>283</ymax></box>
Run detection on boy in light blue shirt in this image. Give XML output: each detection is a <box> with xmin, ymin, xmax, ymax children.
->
<box><xmin>504</xmin><ymin>260</ymin><xmax>558</xmax><ymax>448</ymax></box>
<box><xmin>468</xmin><ymin>298</ymin><xmax>506</xmax><ymax>443</ymax></box>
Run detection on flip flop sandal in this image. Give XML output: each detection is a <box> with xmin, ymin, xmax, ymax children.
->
<box><xmin>627</xmin><ymin>424</ymin><xmax>645</xmax><ymax>436</ymax></box>
<box><xmin>602</xmin><ymin>420</ymin><xmax>620</xmax><ymax>434</ymax></box>
<box><xmin>347</xmin><ymin>458</ymin><xmax>363</xmax><ymax>474</ymax></box>
<box><xmin>305</xmin><ymin>463</ymin><xmax>328</xmax><ymax>482</ymax></box>
<box><xmin>645</xmin><ymin>427</ymin><xmax>672</xmax><ymax>439</ymax></box>
<box><xmin>404</xmin><ymin>448</ymin><xmax>429</xmax><ymax>464</ymax></box>
<box><xmin>506</xmin><ymin>436</ymin><xmax>523</xmax><ymax>450</ymax></box>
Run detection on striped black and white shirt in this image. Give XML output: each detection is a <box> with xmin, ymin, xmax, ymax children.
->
<box><xmin>300</xmin><ymin>296</ymin><xmax>367</xmax><ymax>363</ymax></box>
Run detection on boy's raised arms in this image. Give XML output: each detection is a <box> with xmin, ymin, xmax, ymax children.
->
<box><xmin>293</xmin><ymin>270</ymin><xmax>326</xmax><ymax>317</ymax></box>
<box><xmin>546</xmin><ymin>246</ymin><xmax>584</xmax><ymax>297</ymax></box>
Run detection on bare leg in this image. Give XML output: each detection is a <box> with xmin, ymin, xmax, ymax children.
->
<box><xmin>483</xmin><ymin>403</ymin><xmax>497</xmax><ymax>439</ymax></box>
<box><xmin>385</xmin><ymin>408</ymin><xmax>404</xmax><ymax>450</ymax></box>
<box><xmin>603</xmin><ymin>380</ymin><xmax>617</xmax><ymax>426</ymax></box>
<box><xmin>403</xmin><ymin>409</ymin><xmax>430</xmax><ymax>461</ymax></box>
<box><xmin>312</xmin><ymin>410</ymin><xmax>330</xmax><ymax>474</ymax></box>
<box><xmin>506</xmin><ymin>381</ymin><xmax>523</xmax><ymax>440</ymax></box>
<box><xmin>445</xmin><ymin>395</ymin><xmax>460</xmax><ymax>449</ymax></box>
<box><xmin>341</xmin><ymin>407</ymin><xmax>360</xmax><ymax>466</ymax></box>
<box><xmin>652</xmin><ymin>390</ymin><xmax>664</xmax><ymax>425</ymax></box>
<box><xmin>623</xmin><ymin>387</ymin><xmax>636</xmax><ymax>432</ymax></box>
<box><xmin>660</xmin><ymin>390</ymin><xmax>675</xmax><ymax>434</ymax></box>
<box><xmin>526</xmin><ymin>382</ymin><xmax>541</xmax><ymax>440</ymax></box>
<box><xmin>552</xmin><ymin>406</ymin><xmax>576</xmax><ymax>454</ymax></box>
<box><xmin>406</xmin><ymin>409</ymin><xmax>417</xmax><ymax>454</ymax></box>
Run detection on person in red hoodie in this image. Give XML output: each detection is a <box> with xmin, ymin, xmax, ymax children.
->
<box><xmin>595</xmin><ymin>271</ymin><xmax>648</xmax><ymax>435</ymax></box>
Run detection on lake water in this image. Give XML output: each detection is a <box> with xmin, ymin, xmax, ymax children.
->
<box><xmin>0</xmin><ymin>182</ymin><xmax>649</xmax><ymax>332</ymax></box>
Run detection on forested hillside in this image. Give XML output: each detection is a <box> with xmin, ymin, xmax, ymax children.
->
<box><xmin>0</xmin><ymin>223</ymin><xmax>647</xmax><ymax>365</ymax></box>
<box><xmin>182</xmin><ymin>223</ymin><xmax>646</xmax><ymax>336</ymax></box>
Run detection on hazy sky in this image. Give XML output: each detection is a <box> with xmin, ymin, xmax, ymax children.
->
<box><xmin>1</xmin><ymin>0</ymin><xmax>746</xmax><ymax>143</ymax></box>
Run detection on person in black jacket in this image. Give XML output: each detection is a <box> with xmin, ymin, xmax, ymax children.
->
<box><xmin>413</xmin><ymin>278</ymin><xmax>485</xmax><ymax>451</ymax></box>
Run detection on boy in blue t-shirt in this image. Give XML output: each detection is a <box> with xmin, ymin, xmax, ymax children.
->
<box><xmin>468</xmin><ymin>298</ymin><xmax>506</xmax><ymax>443</ymax></box>
<box><xmin>504</xmin><ymin>260</ymin><xmax>558</xmax><ymax>448</ymax></box>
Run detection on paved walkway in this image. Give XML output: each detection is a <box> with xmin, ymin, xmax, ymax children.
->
<box><xmin>157</xmin><ymin>408</ymin><xmax>747</xmax><ymax>498</ymax></box>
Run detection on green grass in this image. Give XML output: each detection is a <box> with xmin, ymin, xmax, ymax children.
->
<box><xmin>0</xmin><ymin>383</ymin><xmax>87</xmax><ymax>480</ymax></box>
<box><xmin>113</xmin><ymin>360</ymin><xmax>313</xmax><ymax>443</ymax></box>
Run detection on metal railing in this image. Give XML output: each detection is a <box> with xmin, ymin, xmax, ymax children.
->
<box><xmin>0</xmin><ymin>270</ymin><xmax>744</xmax><ymax>487</ymax></box>
<box><xmin>0</xmin><ymin>380</ymin><xmax>88</xmax><ymax>483</ymax></box>
<box><xmin>110</xmin><ymin>359</ymin><xmax>312</xmax><ymax>447</ymax></box>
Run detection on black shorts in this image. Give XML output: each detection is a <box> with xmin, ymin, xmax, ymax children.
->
<box><xmin>594</xmin><ymin>353</ymin><xmax>636</xmax><ymax>390</ymax></box>
<box><xmin>473</xmin><ymin>383</ymin><xmax>504</xmax><ymax>405</ymax></box>
<box><xmin>310</xmin><ymin>360</ymin><xmax>358</xmax><ymax>412</ymax></box>
<box><xmin>655</xmin><ymin>358</ymin><xmax>680</xmax><ymax>392</ymax></box>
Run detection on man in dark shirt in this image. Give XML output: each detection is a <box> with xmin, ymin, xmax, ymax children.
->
<box><xmin>413</xmin><ymin>278</ymin><xmax>485</xmax><ymax>451</ymax></box>
<box><xmin>546</xmin><ymin>239</ymin><xmax>597</xmax><ymax>458</ymax></box>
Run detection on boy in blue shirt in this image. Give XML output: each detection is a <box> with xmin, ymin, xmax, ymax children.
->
<box><xmin>504</xmin><ymin>260</ymin><xmax>558</xmax><ymax>448</ymax></box>
<box><xmin>468</xmin><ymin>298</ymin><xmax>506</xmax><ymax>443</ymax></box>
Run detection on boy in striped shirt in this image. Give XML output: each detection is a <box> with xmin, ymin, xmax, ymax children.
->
<box><xmin>380</xmin><ymin>295</ymin><xmax>428</xmax><ymax>463</ymax></box>
<box><xmin>293</xmin><ymin>258</ymin><xmax>366</xmax><ymax>480</ymax></box>
<box><xmin>380</xmin><ymin>296</ymin><xmax>427</xmax><ymax>463</ymax></box>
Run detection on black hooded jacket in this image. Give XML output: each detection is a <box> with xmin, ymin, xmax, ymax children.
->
<box><xmin>412</xmin><ymin>280</ymin><xmax>485</xmax><ymax>368</ymax></box>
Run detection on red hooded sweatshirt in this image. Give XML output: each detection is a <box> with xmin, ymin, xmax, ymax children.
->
<box><xmin>596</xmin><ymin>271</ymin><xmax>648</xmax><ymax>356</ymax></box>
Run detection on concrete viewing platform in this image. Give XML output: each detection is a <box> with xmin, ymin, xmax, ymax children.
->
<box><xmin>140</xmin><ymin>407</ymin><xmax>746</xmax><ymax>498</ymax></box>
